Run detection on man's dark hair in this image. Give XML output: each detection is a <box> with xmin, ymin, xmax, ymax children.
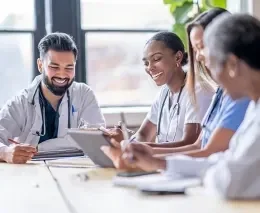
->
<box><xmin>146</xmin><ymin>31</ymin><xmax>188</xmax><ymax>66</ymax></box>
<box><xmin>38</xmin><ymin>32</ymin><xmax>78</xmax><ymax>59</ymax></box>
<box><xmin>205</xmin><ymin>13</ymin><xmax>260</xmax><ymax>70</ymax></box>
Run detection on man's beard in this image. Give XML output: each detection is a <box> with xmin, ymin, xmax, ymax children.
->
<box><xmin>42</xmin><ymin>71</ymin><xmax>74</xmax><ymax>96</ymax></box>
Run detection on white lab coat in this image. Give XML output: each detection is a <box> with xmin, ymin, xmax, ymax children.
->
<box><xmin>165</xmin><ymin>100</ymin><xmax>260</xmax><ymax>199</ymax></box>
<box><xmin>204</xmin><ymin>99</ymin><xmax>260</xmax><ymax>199</ymax></box>
<box><xmin>146</xmin><ymin>84</ymin><xmax>213</xmax><ymax>143</ymax></box>
<box><xmin>0</xmin><ymin>75</ymin><xmax>105</xmax><ymax>151</ymax></box>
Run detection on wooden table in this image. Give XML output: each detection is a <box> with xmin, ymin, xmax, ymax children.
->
<box><xmin>1</xmin><ymin>157</ymin><xmax>259</xmax><ymax>213</ymax></box>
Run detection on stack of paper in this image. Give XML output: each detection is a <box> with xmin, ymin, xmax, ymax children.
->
<box><xmin>113</xmin><ymin>172</ymin><xmax>201</xmax><ymax>193</ymax></box>
<box><xmin>112</xmin><ymin>174</ymin><xmax>169</xmax><ymax>188</ymax></box>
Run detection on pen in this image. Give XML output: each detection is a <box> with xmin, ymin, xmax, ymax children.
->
<box><xmin>128</xmin><ymin>136</ymin><xmax>136</xmax><ymax>143</ymax></box>
<box><xmin>8</xmin><ymin>138</ymin><xmax>20</xmax><ymax>144</ymax></box>
<box><xmin>120</xmin><ymin>112</ymin><xmax>130</xmax><ymax>140</ymax></box>
<box><xmin>116</xmin><ymin>121</ymin><xmax>135</xmax><ymax>134</ymax></box>
<box><xmin>8</xmin><ymin>138</ymin><xmax>38</xmax><ymax>153</ymax></box>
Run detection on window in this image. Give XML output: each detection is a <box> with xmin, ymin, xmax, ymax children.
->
<box><xmin>0</xmin><ymin>0</ymin><xmax>173</xmax><ymax>108</ymax></box>
<box><xmin>0</xmin><ymin>34</ymin><xmax>33</xmax><ymax>106</ymax></box>
<box><xmin>0</xmin><ymin>0</ymin><xmax>36</xmax><ymax>107</ymax></box>
<box><xmin>0</xmin><ymin>0</ymin><xmax>35</xmax><ymax>30</ymax></box>
<box><xmin>81</xmin><ymin>0</ymin><xmax>173</xmax><ymax>29</ymax></box>
<box><xmin>81</xmin><ymin>0</ymin><xmax>174</xmax><ymax>107</ymax></box>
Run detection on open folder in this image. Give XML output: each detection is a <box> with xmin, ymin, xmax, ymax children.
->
<box><xmin>32</xmin><ymin>148</ymin><xmax>84</xmax><ymax>161</ymax></box>
<box><xmin>31</xmin><ymin>137</ymin><xmax>84</xmax><ymax>161</ymax></box>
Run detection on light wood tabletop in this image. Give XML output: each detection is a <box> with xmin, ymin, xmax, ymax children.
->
<box><xmin>1</xmin><ymin>157</ymin><xmax>260</xmax><ymax>213</ymax></box>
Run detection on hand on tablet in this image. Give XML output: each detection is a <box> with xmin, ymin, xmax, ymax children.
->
<box><xmin>101</xmin><ymin>124</ymin><xmax>124</xmax><ymax>144</ymax></box>
<box><xmin>103</xmin><ymin>122</ymin><xmax>135</xmax><ymax>144</ymax></box>
<box><xmin>101</xmin><ymin>139</ymin><xmax>141</xmax><ymax>171</ymax></box>
<box><xmin>101</xmin><ymin>139</ymin><xmax>129</xmax><ymax>170</ymax></box>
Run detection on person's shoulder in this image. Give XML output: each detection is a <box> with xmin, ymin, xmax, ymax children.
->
<box><xmin>70</xmin><ymin>81</ymin><xmax>95</xmax><ymax>96</ymax></box>
<box><xmin>71</xmin><ymin>81</ymin><xmax>92</xmax><ymax>91</ymax></box>
<box><xmin>152</xmin><ymin>85</ymin><xmax>169</xmax><ymax>102</ymax></box>
<box><xmin>182</xmin><ymin>83</ymin><xmax>214</xmax><ymax>104</ymax></box>
<box><xmin>157</xmin><ymin>85</ymin><xmax>168</xmax><ymax>94</ymax></box>
<box><xmin>221</xmin><ymin>95</ymin><xmax>250</xmax><ymax>119</ymax></box>
<box><xmin>1</xmin><ymin>89</ymin><xmax>29</xmax><ymax>111</ymax></box>
<box><xmin>223</xmin><ymin>95</ymin><xmax>250</xmax><ymax>108</ymax></box>
<box><xmin>194</xmin><ymin>83</ymin><xmax>215</xmax><ymax>97</ymax></box>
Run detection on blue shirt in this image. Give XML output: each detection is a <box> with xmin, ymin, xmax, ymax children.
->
<box><xmin>201</xmin><ymin>88</ymin><xmax>250</xmax><ymax>148</ymax></box>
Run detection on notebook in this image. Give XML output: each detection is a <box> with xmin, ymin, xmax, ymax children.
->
<box><xmin>32</xmin><ymin>148</ymin><xmax>84</xmax><ymax>161</ymax></box>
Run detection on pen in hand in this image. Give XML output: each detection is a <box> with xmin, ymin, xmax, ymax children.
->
<box><xmin>8</xmin><ymin>138</ymin><xmax>38</xmax><ymax>153</ymax></box>
<box><xmin>8</xmin><ymin>138</ymin><xmax>20</xmax><ymax>145</ymax></box>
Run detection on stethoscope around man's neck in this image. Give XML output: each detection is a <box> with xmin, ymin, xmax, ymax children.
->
<box><xmin>31</xmin><ymin>85</ymin><xmax>71</xmax><ymax>137</ymax></box>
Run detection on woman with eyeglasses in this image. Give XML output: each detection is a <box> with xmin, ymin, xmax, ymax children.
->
<box><xmin>102</xmin><ymin>8</ymin><xmax>249</xmax><ymax>171</ymax></box>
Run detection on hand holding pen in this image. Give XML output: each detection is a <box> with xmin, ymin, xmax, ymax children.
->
<box><xmin>2</xmin><ymin>139</ymin><xmax>37</xmax><ymax>164</ymax></box>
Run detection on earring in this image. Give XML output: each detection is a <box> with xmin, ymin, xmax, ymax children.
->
<box><xmin>176</xmin><ymin>63</ymin><xmax>179</xmax><ymax>67</ymax></box>
<box><xmin>229</xmin><ymin>70</ymin><xmax>236</xmax><ymax>78</ymax></box>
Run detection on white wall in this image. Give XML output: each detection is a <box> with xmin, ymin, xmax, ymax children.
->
<box><xmin>91</xmin><ymin>0</ymin><xmax>260</xmax><ymax>129</ymax></box>
<box><xmin>247</xmin><ymin>0</ymin><xmax>260</xmax><ymax>19</ymax></box>
<box><xmin>227</xmin><ymin>0</ymin><xmax>249</xmax><ymax>13</ymax></box>
<box><xmin>227</xmin><ymin>0</ymin><xmax>260</xmax><ymax>18</ymax></box>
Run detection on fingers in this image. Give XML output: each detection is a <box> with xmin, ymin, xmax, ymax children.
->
<box><xmin>14</xmin><ymin>144</ymin><xmax>37</xmax><ymax>153</ymax></box>
<box><xmin>12</xmin><ymin>155</ymin><xmax>31</xmax><ymax>164</ymax></box>
<box><xmin>12</xmin><ymin>146</ymin><xmax>35</xmax><ymax>163</ymax></box>
<box><xmin>100</xmin><ymin>146</ymin><xmax>112</xmax><ymax>158</ymax></box>
<box><xmin>122</xmin><ymin>145</ymin><xmax>144</xmax><ymax>162</ymax></box>
<box><xmin>116</xmin><ymin>121</ymin><xmax>122</xmax><ymax>129</ymax></box>
<box><xmin>120</xmin><ymin>140</ymin><xmax>131</xmax><ymax>151</ymax></box>
<box><xmin>3</xmin><ymin>144</ymin><xmax>36</xmax><ymax>164</ymax></box>
<box><xmin>13</xmin><ymin>149</ymin><xmax>34</xmax><ymax>158</ymax></box>
<box><xmin>122</xmin><ymin>151</ymin><xmax>135</xmax><ymax>163</ymax></box>
<box><xmin>103</xmin><ymin>127</ymin><xmax>124</xmax><ymax>143</ymax></box>
<box><xmin>101</xmin><ymin>145</ymin><xmax>125</xmax><ymax>169</ymax></box>
<box><xmin>114</xmin><ymin>122</ymin><xmax>135</xmax><ymax>134</ymax></box>
<box><xmin>122</xmin><ymin>149</ymin><xmax>156</xmax><ymax>172</ymax></box>
<box><xmin>125</xmin><ymin>142</ymin><xmax>146</xmax><ymax>153</ymax></box>
<box><xmin>110</xmin><ymin>139</ymin><xmax>121</xmax><ymax>148</ymax></box>
<box><xmin>5</xmin><ymin>152</ymin><xmax>32</xmax><ymax>164</ymax></box>
<box><xmin>100</xmin><ymin>145</ymin><xmax>121</xmax><ymax>161</ymax></box>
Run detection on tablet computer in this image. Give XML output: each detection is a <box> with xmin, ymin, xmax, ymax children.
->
<box><xmin>67</xmin><ymin>129</ymin><xmax>115</xmax><ymax>168</ymax></box>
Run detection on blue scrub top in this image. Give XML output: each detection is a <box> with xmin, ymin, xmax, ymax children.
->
<box><xmin>38</xmin><ymin>87</ymin><xmax>61</xmax><ymax>143</ymax></box>
<box><xmin>201</xmin><ymin>88</ymin><xmax>250</xmax><ymax>148</ymax></box>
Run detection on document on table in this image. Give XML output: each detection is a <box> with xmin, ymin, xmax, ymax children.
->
<box><xmin>112</xmin><ymin>173</ymin><xmax>201</xmax><ymax>192</ymax></box>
